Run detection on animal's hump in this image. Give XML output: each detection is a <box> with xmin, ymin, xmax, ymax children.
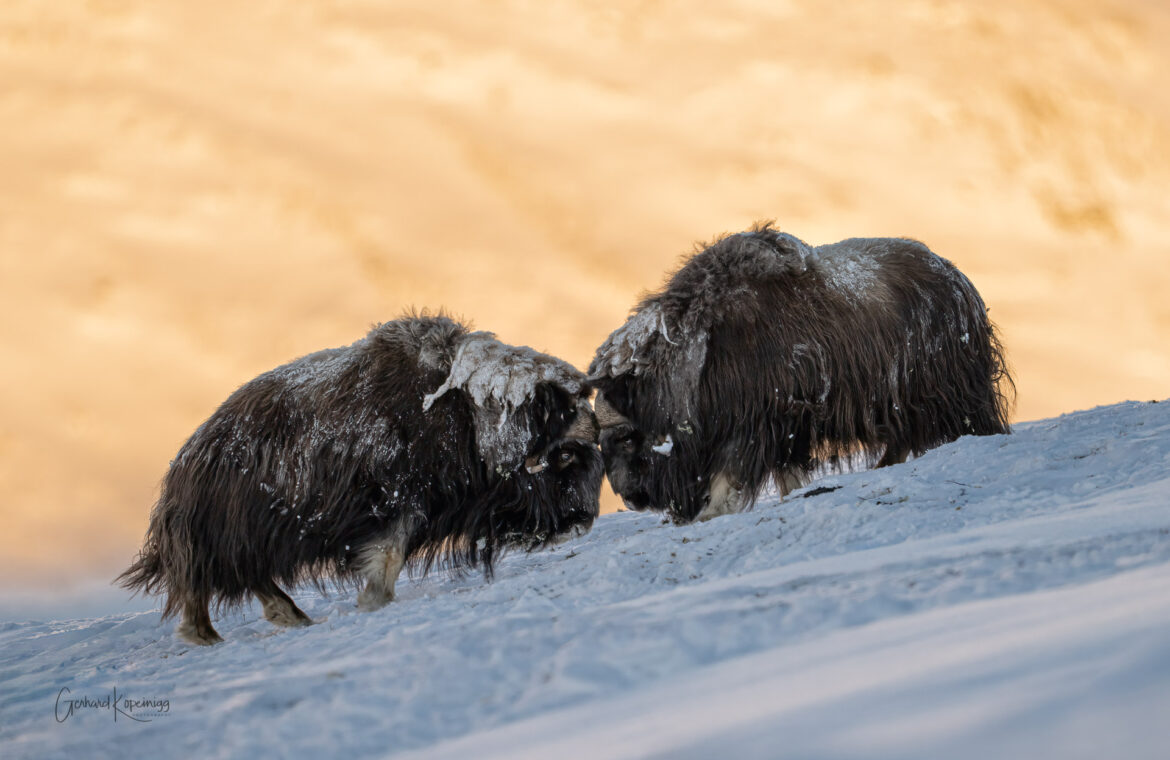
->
<box><xmin>659</xmin><ymin>225</ymin><xmax>812</xmax><ymax>331</ymax></box>
<box><xmin>677</xmin><ymin>224</ymin><xmax>812</xmax><ymax>288</ymax></box>
<box><xmin>367</xmin><ymin>313</ymin><xmax>469</xmax><ymax>371</ymax></box>
<box><xmin>590</xmin><ymin>224</ymin><xmax>812</xmax><ymax>382</ymax></box>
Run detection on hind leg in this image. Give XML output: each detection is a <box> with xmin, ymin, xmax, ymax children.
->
<box><xmin>256</xmin><ymin>585</ymin><xmax>313</xmax><ymax>628</ymax></box>
<box><xmin>175</xmin><ymin>595</ymin><xmax>223</xmax><ymax>646</ymax></box>
<box><xmin>355</xmin><ymin>530</ymin><xmax>408</xmax><ymax>611</ymax></box>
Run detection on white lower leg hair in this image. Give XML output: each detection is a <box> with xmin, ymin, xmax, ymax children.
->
<box><xmin>356</xmin><ymin>529</ymin><xmax>409</xmax><ymax>611</ymax></box>
<box><xmin>697</xmin><ymin>472</ymin><xmax>745</xmax><ymax>521</ymax></box>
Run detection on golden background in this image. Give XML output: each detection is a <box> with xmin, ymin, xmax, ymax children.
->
<box><xmin>2</xmin><ymin>0</ymin><xmax>1168</xmax><ymax>592</ymax></box>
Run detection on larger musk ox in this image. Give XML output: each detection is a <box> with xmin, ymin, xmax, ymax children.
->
<box><xmin>590</xmin><ymin>223</ymin><xmax>1013</xmax><ymax>523</ymax></box>
<box><xmin>119</xmin><ymin>315</ymin><xmax>602</xmax><ymax>645</ymax></box>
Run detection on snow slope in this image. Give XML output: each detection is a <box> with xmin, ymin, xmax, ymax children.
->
<box><xmin>3</xmin><ymin>400</ymin><xmax>1169</xmax><ymax>759</ymax></box>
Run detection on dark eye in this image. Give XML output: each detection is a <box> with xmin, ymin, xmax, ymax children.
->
<box><xmin>556</xmin><ymin>449</ymin><xmax>576</xmax><ymax>469</ymax></box>
<box><xmin>618</xmin><ymin>434</ymin><xmax>637</xmax><ymax>453</ymax></box>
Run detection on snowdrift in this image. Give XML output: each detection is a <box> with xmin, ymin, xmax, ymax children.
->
<box><xmin>3</xmin><ymin>400</ymin><xmax>1169</xmax><ymax>759</ymax></box>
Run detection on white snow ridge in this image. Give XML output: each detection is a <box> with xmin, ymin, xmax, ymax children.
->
<box><xmin>4</xmin><ymin>400</ymin><xmax>1170</xmax><ymax>759</ymax></box>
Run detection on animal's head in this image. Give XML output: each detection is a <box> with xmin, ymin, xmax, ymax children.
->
<box><xmin>589</xmin><ymin>229</ymin><xmax>791</xmax><ymax>520</ymax></box>
<box><xmin>497</xmin><ymin>385</ymin><xmax>603</xmax><ymax>548</ymax></box>
<box><xmin>588</xmin><ymin>295</ymin><xmax>712</xmax><ymax>519</ymax></box>
<box><xmin>593</xmin><ymin>385</ymin><xmax>678</xmax><ymax>513</ymax></box>
<box><xmin>423</xmin><ymin>332</ymin><xmax>603</xmax><ymax>549</ymax></box>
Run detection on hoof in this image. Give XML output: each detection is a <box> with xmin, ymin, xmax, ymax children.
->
<box><xmin>263</xmin><ymin>606</ymin><xmax>314</xmax><ymax>628</ymax></box>
<box><xmin>176</xmin><ymin>620</ymin><xmax>224</xmax><ymax>646</ymax></box>
<box><xmin>261</xmin><ymin>597</ymin><xmax>314</xmax><ymax>628</ymax></box>
<box><xmin>356</xmin><ymin>586</ymin><xmax>394</xmax><ymax>611</ymax></box>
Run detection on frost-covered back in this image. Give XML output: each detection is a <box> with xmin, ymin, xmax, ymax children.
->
<box><xmin>424</xmin><ymin>331</ymin><xmax>587</xmax><ymax>470</ymax></box>
<box><xmin>590</xmin><ymin>227</ymin><xmax>946</xmax><ymax>386</ymax></box>
<box><xmin>588</xmin><ymin>223</ymin><xmax>994</xmax><ymax>440</ymax></box>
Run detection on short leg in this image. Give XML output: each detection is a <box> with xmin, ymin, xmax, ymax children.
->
<box><xmin>175</xmin><ymin>595</ymin><xmax>223</xmax><ymax>646</ymax></box>
<box><xmin>696</xmin><ymin>472</ymin><xmax>746</xmax><ymax>522</ymax></box>
<box><xmin>877</xmin><ymin>445</ymin><xmax>909</xmax><ymax>468</ymax></box>
<box><xmin>775</xmin><ymin>468</ymin><xmax>805</xmax><ymax>500</ymax></box>
<box><xmin>355</xmin><ymin>531</ymin><xmax>408</xmax><ymax>611</ymax></box>
<box><xmin>256</xmin><ymin>585</ymin><xmax>313</xmax><ymax>628</ymax></box>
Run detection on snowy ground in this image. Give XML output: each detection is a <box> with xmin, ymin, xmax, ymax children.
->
<box><xmin>3</xmin><ymin>400</ymin><xmax>1169</xmax><ymax>759</ymax></box>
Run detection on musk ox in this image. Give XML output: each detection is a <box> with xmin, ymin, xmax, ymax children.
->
<box><xmin>590</xmin><ymin>223</ymin><xmax>1013</xmax><ymax>523</ymax></box>
<box><xmin>118</xmin><ymin>314</ymin><xmax>602</xmax><ymax>645</ymax></box>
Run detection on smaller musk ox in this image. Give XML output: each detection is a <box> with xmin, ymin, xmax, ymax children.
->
<box><xmin>590</xmin><ymin>224</ymin><xmax>1013</xmax><ymax>523</ymax></box>
<box><xmin>119</xmin><ymin>315</ymin><xmax>602</xmax><ymax>645</ymax></box>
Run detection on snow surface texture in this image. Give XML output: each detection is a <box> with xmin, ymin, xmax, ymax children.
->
<box><xmin>422</xmin><ymin>331</ymin><xmax>586</xmax><ymax>470</ymax></box>
<box><xmin>4</xmin><ymin>400</ymin><xmax>1170</xmax><ymax>759</ymax></box>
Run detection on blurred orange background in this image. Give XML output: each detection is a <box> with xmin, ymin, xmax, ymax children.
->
<box><xmin>2</xmin><ymin>0</ymin><xmax>1168</xmax><ymax>593</ymax></box>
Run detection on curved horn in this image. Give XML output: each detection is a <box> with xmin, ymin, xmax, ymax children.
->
<box><xmin>566</xmin><ymin>403</ymin><xmax>600</xmax><ymax>443</ymax></box>
<box><xmin>594</xmin><ymin>392</ymin><xmax>630</xmax><ymax>429</ymax></box>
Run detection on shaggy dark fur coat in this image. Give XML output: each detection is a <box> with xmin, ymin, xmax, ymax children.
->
<box><xmin>119</xmin><ymin>315</ymin><xmax>601</xmax><ymax>638</ymax></box>
<box><xmin>590</xmin><ymin>223</ymin><xmax>1013</xmax><ymax>522</ymax></box>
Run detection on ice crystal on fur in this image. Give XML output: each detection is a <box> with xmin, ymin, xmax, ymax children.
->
<box><xmin>812</xmin><ymin>240</ymin><xmax>881</xmax><ymax>299</ymax></box>
<box><xmin>423</xmin><ymin>331</ymin><xmax>587</xmax><ymax>470</ymax></box>
<box><xmin>117</xmin><ymin>314</ymin><xmax>602</xmax><ymax>646</ymax></box>
<box><xmin>590</xmin><ymin>222</ymin><xmax>1014</xmax><ymax>523</ymax></box>
<box><xmin>591</xmin><ymin>303</ymin><xmax>674</xmax><ymax>380</ymax></box>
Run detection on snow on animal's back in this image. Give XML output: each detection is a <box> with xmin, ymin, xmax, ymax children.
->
<box><xmin>265</xmin><ymin>346</ymin><xmax>355</xmax><ymax>387</ymax></box>
<box><xmin>810</xmin><ymin>238</ymin><xmax>885</xmax><ymax>300</ymax></box>
<box><xmin>808</xmin><ymin>236</ymin><xmax>959</xmax><ymax>304</ymax></box>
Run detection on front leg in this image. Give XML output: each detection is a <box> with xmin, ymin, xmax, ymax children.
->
<box><xmin>355</xmin><ymin>528</ymin><xmax>409</xmax><ymax>611</ymax></box>
<box><xmin>696</xmin><ymin>471</ymin><xmax>746</xmax><ymax>522</ymax></box>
